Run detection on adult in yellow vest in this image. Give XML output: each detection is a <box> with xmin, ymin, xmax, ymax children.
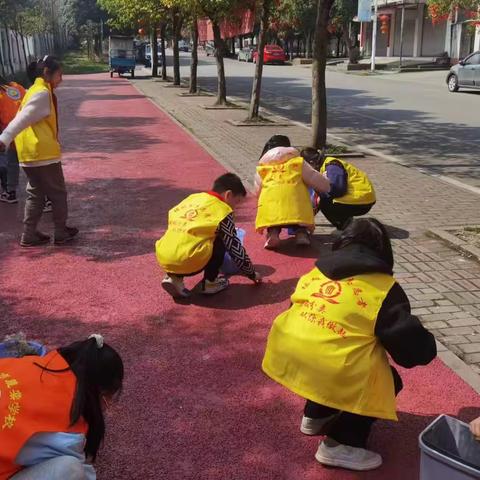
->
<box><xmin>262</xmin><ymin>218</ymin><xmax>436</xmax><ymax>471</ymax></box>
<box><xmin>0</xmin><ymin>335</ymin><xmax>123</xmax><ymax>479</ymax></box>
<box><xmin>255</xmin><ymin>135</ymin><xmax>331</xmax><ymax>249</ymax></box>
<box><xmin>156</xmin><ymin>173</ymin><xmax>262</xmax><ymax>298</ymax></box>
<box><xmin>301</xmin><ymin>148</ymin><xmax>376</xmax><ymax>230</ymax></box>
<box><xmin>0</xmin><ymin>76</ymin><xmax>26</xmax><ymax>204</ymax></box>
<box><xmin>0</xmin><ymin>56</ymin><xmax>78</xmax><ymax>247</ymax></box>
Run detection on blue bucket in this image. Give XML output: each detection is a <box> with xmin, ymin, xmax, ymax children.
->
<box><xmin>0</xmin><ymin>341</ymin><xmax>47</xmax><ymax>359</ymax></box>
<box><xmin>221</xmin><ymin>228</ymin><xmax>246</xmax><ymax>276</ymax></box>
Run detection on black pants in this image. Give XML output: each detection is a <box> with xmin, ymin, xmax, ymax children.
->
<box><xmin>319</xmin><ymin>199</ymin><xmax>374</xmax><ymax>230</ymax></box>
<box><xmin>304</xmin><ymin>366</ymin><xmax>403</xmax><ymax>448</ymax></box>
<box><xmin>173</xmin><ymin>236</ymin><xmax>225</xmax><ymax>282</ymax></box>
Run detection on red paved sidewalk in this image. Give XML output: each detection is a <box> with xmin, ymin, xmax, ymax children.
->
<box><xmin>0</xmin><ymin>74</ymin><xmax>479</xmax><ymax>479</ymax></box>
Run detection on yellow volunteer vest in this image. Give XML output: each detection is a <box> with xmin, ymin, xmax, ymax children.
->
<box><xmin>156</xmin><ymin>192</ymin><xmax>232</xmax><ymax>275</ymax></box>
<box><xmin>255</xmin><ymin>157</ymin><xmax>314</xmax><ymax>231</ymax></box>
<box><xmin>14</xmin><ymin>77</ymin><xmax>61</xmax><ymax>164</ymax></box>
<box><xmin>262</xmin><ymin>267</ymin><xmax>397</xmax><ymax>420</ymax></box>
<box><xmin>320</xmin><ymin>157</ymin><xmax>375</xmax><ymax>205</ymax></box>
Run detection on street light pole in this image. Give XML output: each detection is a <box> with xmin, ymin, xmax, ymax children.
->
<box><xmin>371</xmin><ymin>0</ymin><xmax>378</xmax><ymax>71</ymax></box>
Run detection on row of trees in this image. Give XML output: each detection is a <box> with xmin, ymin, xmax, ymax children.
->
<box><xmin>97</xmin><ymin>0</ymin><xmax>360</xmax><ymax>148</ymax></box>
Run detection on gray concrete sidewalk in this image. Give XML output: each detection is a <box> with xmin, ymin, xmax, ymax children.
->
<box><xmin>132</xmin><ymin>75</ymin><xmax>480</xmax><ymax>390</ymax></box>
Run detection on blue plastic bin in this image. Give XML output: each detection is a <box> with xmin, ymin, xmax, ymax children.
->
<box><xmin>221</xmin><ymin>228</ymin><xmax>246</xmax><ymax>276</ymax></box>
<box><xmin>419</xmin><ymin>415</ymin><xmax>480</xmax><ymax>479</ymax></box>
<box><xmin>0</xmin><ymin>341</ymin><xmax>47</xmax><ymax>358</ymax></box>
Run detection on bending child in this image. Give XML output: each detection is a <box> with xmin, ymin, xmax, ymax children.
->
<box><xmin>301</xmin><ymin>147</ymin><xmax>376</xmax><ymax>230</ymax></box>
<box><xmin>255</xmin><ymin>135</ymin><xmax>330</xmax><ymax>249</ymax></box>
<box><xmin>0</xmin><ymin>335</ymin><xmax>123</xmax><ymax>480</ymax></box>
<box><xmin>262</xmin><ymin>218</ymin><xmax>436</xmax><ymax>471</ymax></box>
<box><xmin>156</xmin><ymin>173</ymin><xmax>261</xmax><ymax>299</ymax></box>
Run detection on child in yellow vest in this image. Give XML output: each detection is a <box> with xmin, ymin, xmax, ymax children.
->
<box><xmin>262</xmin><ymin>218</ymin><xmax>436</xmax><ymax>471</ymax></box>
<box><xmin>301</xmin><ymin>147</ymin><xmax>376</xmax><ymax>230</ymax></box>
<box><xmin>255</xmin><ymin>135</ymin><xmax>331</xmax><ymax>249</ymax></box>
<box><xmin>156</xmin><ymin>173</ymin><xmax>261</xmax><ymax>299</ymax></box>
<box><xmin>0</xmin><ymin>56</ymin><xmax>78</xmax><ymax>247</ymax></box>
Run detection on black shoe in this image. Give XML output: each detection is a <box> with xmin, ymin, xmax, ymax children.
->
<box><xmin>20</xmin><ymin>232</ymin><xmax>51</xmax><ymax>247</ymax></box>
<box><xmin>0</xmin><ymin>191</ymin><xmax>17</xmax><ymax>204</ymax></box>
<box><xmin>54</xmin><ymin>226</ymin><xmax>79</xmax><ymax>245</ymax></box>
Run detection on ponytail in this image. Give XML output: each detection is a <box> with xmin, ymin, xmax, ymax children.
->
<box><xmin>36</xmin><ymin>335</ymin><xmax>124</xmax><ymax>460</ymax></box>
<box><xmin>27</xmin><ymin>55</ymin><xmax>61</xmax><ymax>83</ymax></box>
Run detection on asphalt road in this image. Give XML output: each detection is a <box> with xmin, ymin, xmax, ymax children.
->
<box><xmin>171</xmin><ymin>51</ymin><xmax>480</xmax><ymax>190</ymax></box>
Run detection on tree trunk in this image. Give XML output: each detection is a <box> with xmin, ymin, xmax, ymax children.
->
<box><xmin>172</xmin><ymin>9</ymin><xmax>182</xmax><ymax>86</ymax></box>
<box><xmin>151</xmin><ymin>28</ymin><xmax>158</xmax><ymax>77</ymax></box>
<box><xmin>311</xmin><ymin>0</ymin><xmax>335</xmax><ymax>149</ymax></box>
<box><xmin>342</xmin><ymin>22</ymin><xmax>357</xmax><ymax>63</ymax></box>
<box><xmin>189</xmin><ymin>19</ymin><xmax>199</xmax><ymax>94</ymax></box>
<box><xmin>18</xmin><ymin>26</ymin><xmax>28</xmax><ymax>69</ymax></box>
<box><xmin>248</xmin><ymin>0</ymin><xmax>272</xmax><ymax>120</ymax></box>
<box><xmin>4</xmin><ymin>26</ymin><xmax>14</xmax><ymax>75</ymax></box>
<box><xmin>212</xmin><ymin>21</ymin><xmax>227</xmax><ymax>105</ymax></box>
<box><xmin>160</xmin><ymin>24</ymin><xmax>167</xmax><ymax>80</ymax></box>
<box><xmin>305</xmin><ymin>31</ymin><xmax>312</xmax><ymax>58</ymax></box>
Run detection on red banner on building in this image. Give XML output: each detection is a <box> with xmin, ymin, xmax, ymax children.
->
<box><xmin>198</xmin><ymin>9</ymin><xmax>255</xmax><ymax>42</ymax></box>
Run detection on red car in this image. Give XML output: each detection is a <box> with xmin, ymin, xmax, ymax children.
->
<box><xmin>253</xmin><ymin>44</ymin><xmax>287</xmax><ymax>64</ymax></box>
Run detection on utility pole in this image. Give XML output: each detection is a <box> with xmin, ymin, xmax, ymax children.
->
<box><xmin>399</xmin><ymin>3</ymin><xmax>405</xmax><ymax>69</ymax></box>
<box><xmin>371</xmin><ymin>0</ymin><xmax>378</xmax><ymax>71</ymax></box>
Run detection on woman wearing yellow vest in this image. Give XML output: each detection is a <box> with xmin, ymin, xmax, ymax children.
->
<box><xmin>302</xmin><ymin>148</ymin><xmax>376</xmax><ymax>230</ymax></box>
<box><xmin>0</xmin><ymin>334</ymin><xmax>123</xmax><ymax>479</ymax></box>
<box><xmin>255</xmin><ymin>135</ymin><xmax>331</xmax><ymax>249</ymax></box>
<box><xmin>262</xmin><ymin>218</ymin><xmax>436</xmax><ymax>471</ymax></box>
<box><xmin>0</xmin><ymin>56</ymin><xmax>78</xmax><ymax>247</ymax></box>
<box><xmin>156</xmin><ymin>173</ymin><xmax>262</xmax><ymax>298</ymax></box>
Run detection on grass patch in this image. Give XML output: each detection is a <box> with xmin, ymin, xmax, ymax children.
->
<box><xmin>325</xmin><ymin>144</ymin><xmax>349</xmax><ymax>155</ymax></box>
<box><xmin>61</xmin><ymin>51</ymin><xmax>109</xmax><ymax>75</ymax></box>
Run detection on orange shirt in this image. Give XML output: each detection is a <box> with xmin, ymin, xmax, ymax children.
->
<box><xmin>0</xmin><ymin>82</ymin><xmax>26</xmax><ymax>131</ymax></box>
<box><xmin>0</xmin><ymin>351</ymin><xmax>88</xmax><ymax>479</ymax></box>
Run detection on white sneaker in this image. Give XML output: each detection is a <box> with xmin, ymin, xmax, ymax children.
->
<box><xmin>295</xmin><ymin>231</ymin><xmax>311</xmax><ymax>246</ymax></box>
<box><xmin>300</xmin><ymin>414</ymin><xmax>337</xmax><ymax>435</ymax></box>
<box><xmin>201</xmin><ymin>277</ymin><xmax>229</xmax><ymax>295</ymax></box>
<box><xmin>162</xmin><ymin>275</ymin><xmax>190</xmax><ymax>298</ymax></box>
<box><xmin>315</xmin><ymin>439</ymin><xmax>382</xmax><ymax>471</ymax></box>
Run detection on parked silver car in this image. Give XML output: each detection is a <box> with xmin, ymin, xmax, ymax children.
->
<box><xmin>446</xmin><ymin>51</ymin><xmax>480</xmax><ymax>92</ymax></box>
<box><xmin>238</xmin><ymin>47</ymin><xmax>255</xmax><ymax>62</ymax></box>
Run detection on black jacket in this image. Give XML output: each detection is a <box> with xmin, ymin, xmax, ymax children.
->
<box><xmin>315</xmin><ymin>244</ymin><xmax>437</xmax><ymax>369</ymax></box>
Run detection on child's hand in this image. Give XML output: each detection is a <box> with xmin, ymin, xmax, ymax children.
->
<box><xmin>252</xmin><ymin>271</ymin><xmax>263</xmax><ymax>284</ymax></box>
<box><xmin>470</xmin><ymin>417</ymin><xmax>480</xmax><ymax>439</ymax></box>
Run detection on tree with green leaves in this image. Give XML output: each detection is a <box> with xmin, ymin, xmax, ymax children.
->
<box><xmin>195</xmin><ymin>0</ymin><xmax>245</xmax><ymax>105</ymax></box>
<box><xmin>331</xmin><ymin>0</ymin><xmax>359</xmax><ymax>64</ymax></box>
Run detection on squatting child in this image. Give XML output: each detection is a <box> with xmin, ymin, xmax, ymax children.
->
<box><xmin>255</xmin><ymin>135</ymin><xmax>331</xmax><ymax>249</ymax></box>
<box><xmin>262</xmin><ymin>217</ymin><xmax>436</xmax><ymax>471</ymax></box>
<box><xmin>156</xmin><ymin>173</ymin><xmax>261</xmax><ymax>299</ymax></box>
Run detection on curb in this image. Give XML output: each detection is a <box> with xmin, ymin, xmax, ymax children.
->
<box><xmin>428</xmin><ymin>227</ymin><xmax>480</xmax><ymax>263</ymax></box>
<box><xmin>437</xmin><ymin>340</ymin><xmax>480</xmax><ymax>394</ymax></box>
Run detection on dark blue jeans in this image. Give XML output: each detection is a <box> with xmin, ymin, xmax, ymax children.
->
<box><xmin>0</xmin><ymin>148</ymin><xmax>19</xmax><ymax>192</ymax></box>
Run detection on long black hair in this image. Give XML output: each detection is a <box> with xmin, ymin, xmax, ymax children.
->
<box><xmin>27</xmin><ymin>55</ymin><xmax>61</xmax><ymax>84</ymax></box>
<box><xmin>332</xmin><ymin>218</ymin><xmax>394</xmax><ymax>269</ymax></box>
<box><xmin>37</xmin><ymin>337</ymin><xmax>124</xmax><ymax>460</ymax></box>
<box><xmin>0</xmin><ymin>75</ymin><xmax>9</xmax><ymax>87</ymax></box>
<box><xmin>260</xmin><ymin>134</ymin><xmax>291</xmax><ymax>158</ymax></box>
<box><xmin>300</xmin><ymin>147</ymin><xmax>324</xmax><ymax>171</ymax></box>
